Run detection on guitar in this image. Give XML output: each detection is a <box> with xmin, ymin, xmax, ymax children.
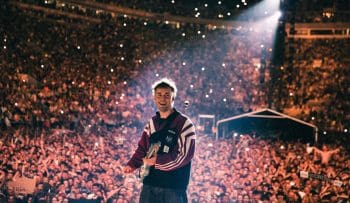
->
<box><xmin>140</xmin><ymin>141</ymin><xmax>161</xmax><ymax>181</ymax></box>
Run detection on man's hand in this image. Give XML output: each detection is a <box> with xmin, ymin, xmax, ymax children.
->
<box><xmin>143</xmin><ymin>157</ymin><xmax>157</xmax><ymax>166</ymax></box>
<box><xmin>123</xmin><ymin>165</ymin><xmax>136</xmax><ymax>173</ymax></box>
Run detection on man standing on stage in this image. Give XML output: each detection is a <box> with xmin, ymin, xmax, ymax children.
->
<box><xmin>124</xmin><ymin>78</ymin><xmax>196</xmax><ymax>203</ymax></box>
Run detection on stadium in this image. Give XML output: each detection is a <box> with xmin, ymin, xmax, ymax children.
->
<box><xmin>0</xmin><ymin>0</ymin><xmax>349</xmax><ymax>202</ymax></box>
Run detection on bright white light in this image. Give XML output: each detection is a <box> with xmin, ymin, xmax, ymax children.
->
<box><xmin>123</xmin><ymin>81</ymin><xmax>127</xmax><ymax>85</ymax></box>
<box><xmin>41</xmin><ymin>64</ymin><xmax>44</xmax><ymax>68</ymax></box>
<box><xmin>123</xmin><ymin>23</ymin><xmax>127</xmax><ymax>27</ymax></box>
<box><xmin>201</xmin><ymin>67</ymin><xmax>205</xmax><ymax>71</ymax></box>
<box><xmin>60</xmin><ymin>110</ymin><xmax>64</xmax><ymax>114</ymax></box>
<box><xmin>222</xmin><ymin>63</ymin><xmax>226</xmax><ymax>67</ymax></box>
<box><xmin>107</xmin><ymin>81</ymin><xmax>111</xmax><ymax>85</ymax></box>
<box><xmin>119</xmin><ymin>44</ymin><xmax>123</xmax><ymax>48</ymax></box>
<box><xmin>111</xmin><ymin>69</ymin><xmax>114</xmax><ymax>72</ymax></box>
<box><xmin>311</xmin><ymin>117</ymin><xmax>315</xmax><ymax>120</ymax></box>
<box><xmin>144</xmin><ymin>22</ymin><xmax>147</xmax><ymax>26</ymax></box>
<box><xmin>171</xmin><ymin>0</ymin><xmax>175</xmax><ymax>3</ymax></box>
<box><xmin>205</xmin><ymin>94</ymin><xmax>209</xmax><ymax>98</ymax></box>
<box><xmin>155</xmin><ymin>73</ymin><xmax>159</xmax><ymax>77</ymax></box>
<box><xmin>15</xmin><ymin>103</ymin><xmax>18</xmax><ymax>106</ymax></box>
<box><xmin>194</xmin><ymin>8</ymin><xmax>198</xmax><ymax>11</ymax></box>
<box><xmin>204</xmin><ymin>3</ymin><xmax>208</xmax><ymax>7</ymax></box>
<box><xmin>234</xmin><ymin>133</ymin><xmax>238</xmax><ymax>137</ymax></box>
<box><xmin>197</xmin><ymin>31</ymin><xmax>201</xmax><ymax>34</ymax></box>
<box><xmin>230</xmin><ymin>87</ymin><xmax>234</xmax><ymax>91</ymax></box>
<box><xmin>218</xmin><ymin>14</ymin><xmax>223</xmax><ymax>18</ymax></box>
<box><xmin>72</xmin><ymin>81</ymin><xmax>75</xmax><ymax>85</ymax></box>
<box><xmin>182</xmin><ymin>33</ymin><xmax>186</xmax><ymax>37</ymax></box>
<box><xmin>227</xmin><ymin>12</ymin><xmax>231</xmax><ymax>16</ymax></box>
<box><xmin>202</xmin><ymin>35</ymin><xmax>206</xmax><ymax>38</ymax></box>
<box><xmin>3</xmin><ymin>46</ymin><xmax>6</xmax><ymax>49</ymax></box>
<box><xmin>344</xmin><ymin>129</ymin><xmax>348</xmax><ymax>133</ymax></box>
<box><xmin>260</xmin><ymin>44</ymin><xmax>264</xmax><ymax>48</ymax></box>
<box><xmin>236</xmin><ymin>4</ymin><xmax>240</xmax><ymax>8</ymax></box>
<box><xmin>165</xmin><ymin>21</ymin><xmax>169</xmax><ymax>24</ymax></box>
<box><xmin>289</xmin><ymin>92</ymin><xmax>293</xmax><ymax>96</ymax></box>
<box><xmin>138</xmin><ymin>59</ymin><xmax>142</xmax><ymax>63</ymax></box>
<box><xmin>223</xmin><ymin>98</ymin><xmax>227</xmax><ymax>102</ymax></box>
<box><xmin>218</xmin><ymin>1</ymin><xmax>221</xmax><ymax>5</ymax></box>
<box><xmin>121</xmin><ymin>57</ymin><xmax>124</xmax><ymax>61</ymax></box>
<box><xmin>182</xmin><ymin>62</ymin><xmax>186</xmax><ymax>66</ymax></box>
<box><xmin>323</xmin><ymin>131</ymin><xmax>327</xmax><ymax>135</ymax></box>
<box><xmin>123</xmin><ymin>14</ymin><xmax>127</xmax><ymax>18</ymax></box>
<box><xmin>190</xmin><ymin>84</ymin><xmax>194</xmax><ymax>88</ymax></box>
<box><xmin>77</xmin><ymin>46</ymin><xmax>80</xmax><ymax>49</ymax></box>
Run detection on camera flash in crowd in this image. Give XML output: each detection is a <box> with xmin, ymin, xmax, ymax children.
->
<box><xmin>204</xmin><ymin>3</ymin><xmax>208</xmax><ymax>7</ymax></box>
<box><xmin>144</xmin><ymin>22</ymin><xmax>147</xmax><ymax>26</ymax></box>
<box><xmin>218</xmin><ymin>1</ymin><xmax>221</xmax><ymax>5</ymax></box>
<box><xmin>77</xmin><ymin>46</ymin><xmax>80</xmax><ymax>50</ymax></box>
<box><xmin>245</xmin><ymin>147</ymin><xmax>250</xmax><ymax>151</ymax></box>
<box><xmin>223</xmin><ymin>98</ymin><xmax>227</xmax><ymax>102</ymax></box>
<box><xmin>202</xmin><ymin>35</ymin><xmax>206</xmax><ymax>38</ymax></box>
<box><xmin>208</xmin><ymin>143</ymin><xmax>213</xmax><ymax>147</ymax></box>
<box><xmin>171</xmin><ymin>0</ymin><xmax>175</xmax><ymax>4</ymax></box>
<box><xmin>280</xmin><ymin>145</ymin><xmax>285</xmax><ymax>149</ymax></box>
<box><xmin>107</xmin><ymin>81</ymin><xmax>111</xmax><ymax>85</ymax></box>
<box><xmin>182</xmin><ymin>33</ymin><xmax>186</xmax><ymax>37</ymax></box>
<box><xmin>311</xmin><ymin>117</ymin><xmax>315</xmax><ymax>120</ymax></box>
<box><xmin>323</xmin><ymin>131</ymin><xmax>327</xmax><ymax>135</ymax></box>
<box><xmin>344</xmin><ymin>129</ymin><xmax>348</xmax><ymax>133</ymax></box>
<box><xmin>60</xmin><ymin>110</ymin><xmax>64</xmax><ymax>114</ymax></box>
<box><xmin>110</xmin><ymin>68</ymin><xmax>114</xmax><ymax>72</ymax></box>
<box><xmin>119</xmin><ymin>44</ymin><xmax>123</xmax><ymax>48</ymax></box>
<box><xmin>15</xmin><ymin>102</ymin><xmax>18</xmax><ymax>106</ymax></box>
<box><xmin>234</xmin><ymin>133</ymin><xmax>238</xmax><ymax>137</ymax></box>
<box><xmin>3</xmin><ymin>46</ymin><xmax>6</xmax><ymax>49</ymax></box>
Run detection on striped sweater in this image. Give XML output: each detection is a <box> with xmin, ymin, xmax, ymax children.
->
<box><xmin>127</xmin><ymin>109</ymin><xmax>196</xmax><ymax>190</ymax></box>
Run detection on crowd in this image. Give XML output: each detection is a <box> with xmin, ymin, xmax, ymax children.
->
<box><xmin>0</xmin><ymin>128</ymin><xmax>349</xmax><ymax>202</ymax></box>
<box><xmin>0</xmin><ymin>1</ymin><xmax>349</xmax><ymax>202</ymax></box>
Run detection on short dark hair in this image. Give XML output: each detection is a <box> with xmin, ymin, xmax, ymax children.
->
<box><xmin>152</xmin><ymin>78</ymin><xmax>177</xmax><ymax>97</ymax></box>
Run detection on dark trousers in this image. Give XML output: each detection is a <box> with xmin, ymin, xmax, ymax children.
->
<box><xmin>139</xmin><ymin>185</ymin><xmax>188</xmax><ymax>203</ymax></box>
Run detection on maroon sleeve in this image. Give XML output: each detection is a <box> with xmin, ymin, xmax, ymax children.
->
<box><xmin>127</xmin><ymin>130</ymin><xmax>150</xmax><ymax>169</ymax></box>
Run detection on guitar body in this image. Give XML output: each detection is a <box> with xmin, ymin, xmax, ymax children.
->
<box><xmin>140</xmin><ymin>141</ymin><xmax>161</xmax><ymax>181</ymax></box>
